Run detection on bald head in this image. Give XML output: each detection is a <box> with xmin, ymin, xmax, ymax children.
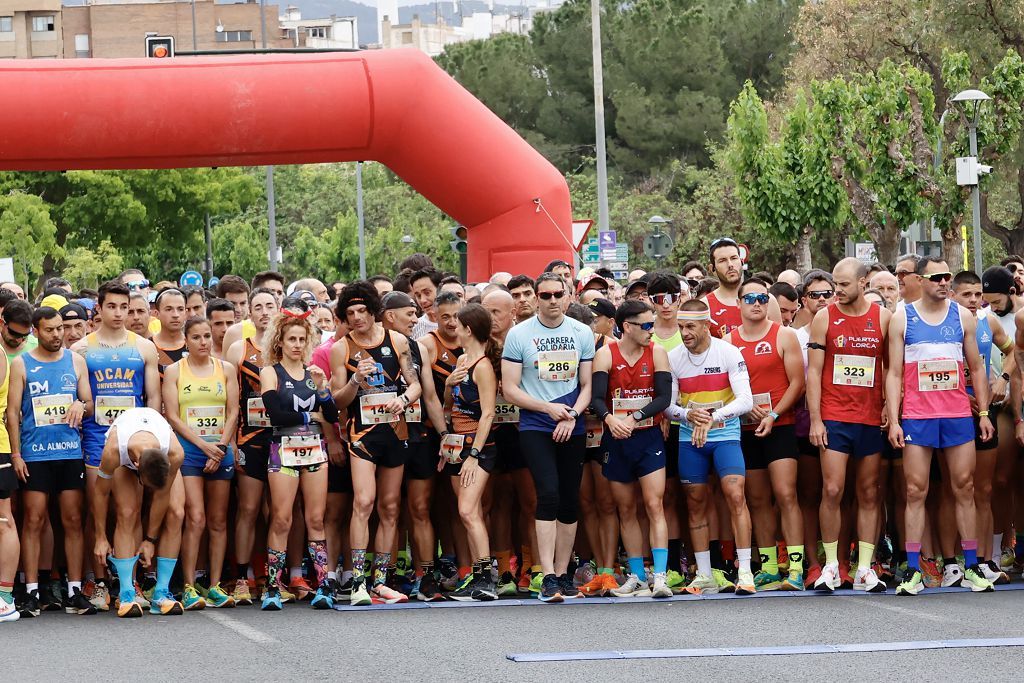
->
<box><xmin>489</xmin><ymin>272</ymin><xmax>512</xmax><ymax>286</ymax></box>
<box><xmin>833</xmin><ymin>257</ymin><xmax>868</xmax><ymax>281</ymax></box>
<box><xmin>482</xmin><ymin>289</ymin><xmax>515</xmax><ymax>338</ymax></box>
<box><xmin>832</xmin><ymin>257</ymin><xmax>868</xmax><ymax>306</ymax></box>
<box><xmin>869</xmin><ymin>270</ymin><xmax>899</xmax><ymax>310</ymax></box>
<box><xmin>777</xmin><ymin>269</ymin><xmax>801</xmax><ymax>287</ymax></box>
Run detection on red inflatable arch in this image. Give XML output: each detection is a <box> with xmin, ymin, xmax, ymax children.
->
<box><xmin>0</xmin><ymin>50</ymin><xmax>573</xmax><ymax>281</ymax></box>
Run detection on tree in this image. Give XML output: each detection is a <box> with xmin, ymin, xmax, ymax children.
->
<box><xmin>0</xmin><ymin>191</ymin><xmax>63</xmax><ymax>289</ymax></box>
<box><xmin>62</xmin><ymin>239</ymin><xmax>124</xmax><ymax>290</ymax></box>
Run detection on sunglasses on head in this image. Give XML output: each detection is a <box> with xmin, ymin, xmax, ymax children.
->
<box><xmin>126</xmin><ymin>279</ymin><xmax>150</xmax><ymax>291</ymax></box>
<box><xmin>651</xmin><ymin>293</ymin><xmax>681</xmax><ymax>306</ymax></box>
<box><xmin>806</xmin><ymin>290</ymin><xmax>834</xmax><ymax>300</ymax></box>
<box><xmin>626</xmin><ymin>320</ymin><xmax>655</xmax><ymax>331</ymax></box>
<box><xmin>741</xmin><ymin>293</ymin><xmax>770</xmax><ymax>305</ymax></box>
<box><xmin>925</xmin><ymin>271</ymin><xmax>953</xmax><ymax>283</ymax></box>
<box><xmin>538</xmin><ymin>290</ymin><xmax>566</xmax><ymax>301</ymax></box>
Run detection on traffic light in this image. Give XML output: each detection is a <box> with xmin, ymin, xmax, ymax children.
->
<box><xmin>145</xmin><ymin>35</ymin><xmax>175</xmax><ymax>58</ymax></box>
<box><xmin>450</xmin><ymin>225</ymin><xmax>467</xmax><ymax>254</ymax></box>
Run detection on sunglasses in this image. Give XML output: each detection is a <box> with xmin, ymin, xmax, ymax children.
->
<box><xmin>895</xmin><ymin>271</ymin><xmax>915</xmax><ymax>282</ymax></box>
<box><xmin>925</xmin><ymin>271</ymin><xmax>953</xmax><ymax>283</ymax></box>
<box><xmin>537</xmin><ymin>290</ymin><xmax>566</xmax><ymax>301</ymax></box>
<box><xmin>626</xmin><ymin>320</ymin><xmax>655</xmax><ymax>331</ymax></box>
<box><xmin>2</xmin><ymin>323</ymin><xmax>30</xmax><ymax>339</ymax></box>
<box><xmin>126</xmin><ymin>279</ymin><xmax>150</xmax><ymax>291</ymax></box>
<box><xmin>741</xmin><ymin>293</ymin><xmax>770</xmax><ymax>305</ymax></box>
<box><xmin>651</xmin><ymin>293</ymin><xmax>681</xmax><ymax>306</ymax></box>
<box><xmin>686</xmin><ymin>279</ymin><xmax>700</xmax><ymax>291</ymax></box>
<box><xmin>806</xmin><ymin>290</ymin><xmax>834</xmax><ymax>300</ymax></box>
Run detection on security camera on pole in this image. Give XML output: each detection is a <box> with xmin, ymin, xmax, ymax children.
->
<box><xmin>952</xmin><ymin>89</ymin><xmax>991</xmax><ymax>274</ymax></box>
<box><xmin>642</xmin><ymin>215</ymin><xmax>673</xmax><ymax>268</ymax></box>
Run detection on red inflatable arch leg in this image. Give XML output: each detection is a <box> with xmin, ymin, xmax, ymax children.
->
<box><xmin>0</xmin><ymin>50</ymin><xmax>572</xmax><ymax>280</ymax></box>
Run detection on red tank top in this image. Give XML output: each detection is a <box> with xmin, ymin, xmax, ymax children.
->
<box><xmin>729</xmin><ymin>322</ymin><xmax>795</xmax><ymax>428</ymax></box>
<box><xmin>707</xmin><ymin>291</ymin><xmax>742</xmax><ymax>339</ymax></box>
<box><xmin>821</xmin><ymin>304</ymin><xmax>884</xmax><ymax>425</ymax></box>
<box><xmin>606</xmin><ymin>341</ymin><xmax>661</xmax><ymax>428</ymax></box>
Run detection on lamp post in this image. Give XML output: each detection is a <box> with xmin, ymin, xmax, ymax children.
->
<box><xmin>590</xmin><ymin>0</ymin><xmax>610</xmax><ymax>236</ymax></box>
<box><xmin>643</xmin><ymin>215</ymin><xmax>673</xmax><ymax>268</ymax></box>
<box><xmin>951</xmin><ymin>89</ymin><xmax>991</xmax><ymax>274</ymax></box>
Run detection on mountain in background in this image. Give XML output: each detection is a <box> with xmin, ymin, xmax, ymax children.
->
<box><xmin>278</xmin><ymin>0</ymin><xmax>538</xmax><ymax>45</ymax></box>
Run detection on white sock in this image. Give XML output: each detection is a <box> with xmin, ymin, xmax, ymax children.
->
<box><xmin>737</xmin><ymin>548</ymin><xmax>752</xmax><ymax>573</ymax></box>
<box><xmin>327</xmin><ymin>571</ymin><xmax>337</xmax><ymax>581</ymax></box>
<box><xmin>696</xmin><ymin>551</ymin><xmax>712</xmax><ymax>577</ymax></box>
<box><xmin>994</xmin><ymin>533</ymin><xmax>1003</xmax><ymax>554</ymax></box>
<box><xmin>26</xmin><ymin>582</ymin><xmax>38</xmax><ymax>593</ymax></box>
<box><xmin>68</xmin><ymin>580</ymin><xmax>82</xmax><ymax>594</ymax></box>
<box><xmin>290</xmin><ymin>567</ymin><xmax>303</xmax><ymax>581</ymax></box>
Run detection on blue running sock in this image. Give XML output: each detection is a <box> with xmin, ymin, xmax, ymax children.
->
<box><xmin>627</xmin><ymin>557</ymin><xmax>647</xmax><ymax>581</ymax></box>
<box><xmin>155</xmin><ymin>557</ymin><xmax>177</xmax><ymax>598</ymax></box>
<box><xmin>652</xmin><ymin>548</ymin><xmax>668</xmax><ymax>575</ymax></box>
<box><xmin>906</xmin><ymin>542</ymin><xmax>921</xmax><ymax>573</ymax></box>
<box><xmin>112</xmin><ymin>555</ymin><xmax>139</xmax><ymax>604</ymax></box>
<box><xmin>961</xmin><ymin>540</ymin><xmax>978</xmax><ymax>568</ymax></box>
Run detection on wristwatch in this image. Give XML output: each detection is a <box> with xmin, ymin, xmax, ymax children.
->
<box><xmin>567</xmin><ymin>409</ymin><xmax>579</xmax><ymax>420</ymax></box>
<box><xmin>144</xmin><ymin>534</ymin><xmax>159</xmax><ymax>545</ymax></box>
<box><xmin>468</xmin><ymin>448</ymin><xmax>480</xmax><ymax>460</ymax></box>
<box><xmin>631</xmin><ymin>410</ymin><xmax>645</xmax><ymax>421</ymax></box>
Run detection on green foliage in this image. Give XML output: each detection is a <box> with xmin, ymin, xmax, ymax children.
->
<box><xmin>0</xmin><ymin>191</ymin><xmax>63</xmax><ymax>286</ymax></box>
<box><xmin>63</xmin><ymin>239</ymin><xmax>124</xmax><ymax>290</ymax></box>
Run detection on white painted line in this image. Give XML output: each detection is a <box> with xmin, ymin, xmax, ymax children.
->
<box><xmin>201</xmin><ymin>610</ymin><xmax>279</xmax><ymax>644</ymax></box>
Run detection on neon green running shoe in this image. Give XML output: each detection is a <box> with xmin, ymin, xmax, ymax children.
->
<box><xmin>665</xmin><ymin>569</ymin><xmax>686</xmax><ymax>593</ymax></box>
<box><xmin>781</xmin><ymin>570</ymin><xmax>804</xmax><ymax>591</ymax></box>
<box><xmin>206</xmin><ymin>583</ymin><xmax>235</xmax><ymax>608</ymax></box>
<box><xmin>528</xmin><ymin>572</ymin><xmax>543</xmax><ymax>597</ymax></box>
<box><xmin>182</xmin><ymin>584</ymin><xmax>206</xmax><ymax>611</ymax></box>
<box><xmin>896</xmin><ymin>570</ymin><xmax>924</xmax><ymax>596</ymax></box>
<box><xmin>754</xmin><ymin>570</ymin><xmax>783</xmax><ymax>591</ymax></box>
<box><xmin>712</xmin><ymin>568</ymin><xmax>735</xmax><ymax>593</ymax></box>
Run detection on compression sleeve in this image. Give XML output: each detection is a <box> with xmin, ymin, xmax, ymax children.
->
<box><xmin>590</xmin><ymin>371</ymin><xmax>610</xmax><ymax>419</ymax></box>
<box><xmin>317</xmin><ymin>391</ymin><xmax>339</xmax><ymax>424</ymax></box>
<box><xmin>664</xmin><ymin>373</ymin><xmax>687</xmax><ymax>422</ymax></box>
<box><xmin>639</xmin><ymin>371</ymin><xmax>673</xmax><ymax>420</ymax></box>
<box><xmin>261</xmin><ymin>390</ymin><xmax>306</xmax><ymax>428</ymax></box>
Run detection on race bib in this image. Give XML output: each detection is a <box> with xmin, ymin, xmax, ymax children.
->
<box><xmin>742</xmin><ymin>393</ymin><xmax>773</xmax><ymax>427</ymax></box>
<box><xmin>359</xmin><ymin>392</ymin><xmax>399</xmax><ymax>425</ymax></box>
<box><xmin>246</xmin><ymin>397</ymin><xmax>271</xmax><ymax>428</ymax></box>
<box><xmin>687</xmin><ymin>400</ymin><xmax>725</xmax><ymax>430</ymax></box>
<box><xmin>612</xmin><ymin>397</ymin><xmax>653</xmax><ymax>428</ymax></box>
<box><xmin>833</xmin><ymin>354</ymin><xmax>875</xmax><ymax>387</ymax></box>
<box><xmin>95</xmin><ymin>395</ymin><xmax>134</xmax><ymax>426</ymax></box>
<box><xmin>404</xmin><ymin>399</ymin><xmax>422</xmax><ymax>423</ymax></box>
<box><xmin>440</xmin><ymin>433</ymin><xmax>467</xmax><ymax>464</ymax></box>
<box><xmin>32</xmin><ymin>394</ymin><xmax>73</xmax><ymax>427</ymax></box>
<box><xmin>493</xmin><ymin>397</ymin><xmax>520</xmax><ymax>424</ymax></box>
<box><xmin>585</xmin><ymin>420</ymin><xmax>604</xmax><ymax>448</ymax></box>
<box><xmin>186</xmin><ymin>405</ymin><xmax>225</xmax><ymax>439</ymax></box>
<box><xmin>280</xmin><ymin>434</ymin><xmax>325</xmax><ymax>467</ymax></box>
<box><xmin>918</xmin><ymin>360</ymin><xmax>959</xmax><ymax>392</ymax></box>
<box><xmin>537</xmin><ymin>350</ymin><xmax>578</xmax><ymax>382</ymax></box>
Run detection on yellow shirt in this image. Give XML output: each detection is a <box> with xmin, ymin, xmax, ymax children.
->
<box><xmin>0</xmin><ymin>352</ymin><xmax>10</xmax><ymax>452</ymax></box>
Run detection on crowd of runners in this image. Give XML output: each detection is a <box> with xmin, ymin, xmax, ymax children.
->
<box><xmin>1</xmin><ymin>236</ymin><xmax>1024</xmax><ymax>621</ymax></box>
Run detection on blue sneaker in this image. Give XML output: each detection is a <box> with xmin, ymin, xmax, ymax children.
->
<box><xmin>149</xmin><ymin>590</ymin><xmax>183</xmax><ymax>616</ymax></box>
<box><xmin>310</xmin><ymin>584</ymin><xmax>334</xmax><ymax>610</ymax></box>
<box><xmin>261</xmin><ymin>587</ymin><xmax>283</xmax><ymax>611</ymax></box>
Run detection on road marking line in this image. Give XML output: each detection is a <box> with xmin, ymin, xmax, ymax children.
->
<box><xmin>201</xmin><ymin>610</ymin><xmax>279</xmax><ymax>644</ymax></box>
<box><xmin>507</xmin><ymin>637</ymin><xmax>1024</xmax><ymax>662</ymax></box>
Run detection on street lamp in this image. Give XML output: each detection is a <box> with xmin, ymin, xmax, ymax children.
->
<box><xmin>643</xmin><ymin>215</ymin><xmax>674</xmax><ymax>267</ymax></box>
<box><xmin>951</xmin><ymin>88</ymin><xmax>991</xmax><ymax>274</ymax></box>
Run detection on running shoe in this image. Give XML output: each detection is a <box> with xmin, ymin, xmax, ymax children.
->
<box><xmin>528</xmin><ymin>572</ymin><xmax>543</xmax><ymax>598</ymax></box>
<box><xmin>853</xmin><ymin>567</ymin><xmax>886</xmax><ymax>593</ymax></box>
<box><xmin>573</xmin><ymin>561</ymin><xmax>596</xmax><ymax>588</ymax></box>
<box><xmin>940</xmin><ymin>564</ymin><xmax>964</xmax><ymax>588</ymax></box>
<box><xmin>920</xmin><ymin>558</ymin><xmax>941</xmax><ymax>588</ymax></box>
<box><xmin>735</xmin><ymin>569</ymin><xmax>756</xmax><ymax>595</ymax></box>
<box><xmin>0</xmin><ymin>595</ymin><xmax>19</xmax><ymax>623</ymax></box>
<box><xmin>350</xmin><ymin>580</ymin><xmax>372</xmax><ymax>606</ymax></box>
<box><xmin>416</xmin><ymin>573</ymin><xmax>445</xmax><ymax>602</ymax></box>
<box><xmin>311</xmin><ymin>584</ymin><xmax>334</xmax><ymax>610</ymax></box>
<box><xmin>963</xmin><ymin>565</ymin><xmax>995</xmax><ymax>592</ymax></box>
<box><xmin>516</xmin><ymin>570</ymin><xmax>533</xmax><ymax>594</ymax></box>
<box><xmin>838</xmin><ymin>562</ymin><xmax>853</xmax><ymax>590</ymax></box>
<box><xmin>496</xmin><ymin>571</ymin><xmax>518</xmax><ymax>597</ymax></box>
<box><xmin>804</xmin><ymin>564</ymin><xmax>822</xmax><ymax>590</ymax></box>
<box><xmin>579</xmin><ymin>573</ymin><xmax>610</xmax><ymax>597</ymax></box>
<box><xmin>558</xmin><ymin>574</ymin><xmax>583</xmax><ymax>599</ymax></box>
<box><xmin>232</xmin><ymin>579</ymin><xmax>253</xmax><ymax>606</ymax></box>
<box><xmin>754</xmin><ymin>570</ymin><xmax>783</xmax><ymax>592</ymax></box>
<box><xmin>684</xmin><ymin>573</ymin><xmax>719</xmax><ymax>595</ymax></box>
<box><xmin>872</xmin><ymin>562</ymin><xmax>894</xmax><ymax>585</ymax></box>
<box><xmin>712</xmin><ymin>568</ymin><xmax>735</xmax><ymax>593</ymax></box>
<box><xmin>149</xmin><ymin>590</ymin><xmax>184</xmax><ymax>615</ymax></box>
<box><xmin>472</xmin><ymin>575</ymin><xmax>498</xmax><ymax>601</ymax></box>
<box><xmin>18</xmin><ymin>590</ymin><xmax>41</xmax><ymax>618</ymax></box>
<box><xmin>89</xmin><ymin>581</ymin><xmax>110</xmax><ymax>612</ymax></box>
<box><xmin>538</xmin><ymin>574</ymin><xmax>563</xmax><ymax>603</ymax></box>
<box><xmin>999</xmin><ymin>547</ymin><xmax>1016</xmax><ymax>572</ymax></box>
<box><xmin>814</xmin><ymin>563</ymin><xmax>839</xmax><ymax>592</ymax></box>
<box><xmin>371</xmin><ymin>583</ymin><xmax>408</xmax><ymax>604</ymax></box>
<box><xmin>182</xmin><ymin>584</ymin><xmax>206</xmax><ymax>611</ymax></box>
<box><xmin>896</xmin><ymin>570</ymin><xmax>924</xmax><ymax>596</ymax></box>
<box><xmin>43</xmin><ymin>579</ymin><xmax>64</xmax><ymax>612</ymax></box>
<box><xmin>117</xmin><ymin>600</ymin><xmax>143</xmax><ymax>618</ymax></box>
<box><xmin>665</xmin><ymin>569</ymin><xmax>686</xmax><ymax>594</ymax></box>
<box><xmin>781</xmin><ymin>570</ymin><xmax>804</xmax><ymax>591</ymax></box>
<box><xmin>981</xmin><ymin>560</ymin><xmax>1010</xmax><ymax>585</ymax></box>
<box><xmin>260</xmin><ymin>587</ymin><xmax>283</xmax><ymax>611</ymax></box>
<box><xmin>288</xmin><ymin>576</ymin><xmax>313</xmax><ymax>602</ymax></box>
<box><xmin>447</xmin><ymin>575</ymin><xmax>480</xmax><ymax>602</ymax></box>
<box><xmin>438</xmin><ymin>559</ymin><xmax>460</xmax><ymax>592</ymax></box>
<box><xmin>650</xmin><ymin>573</ymin><xmax>672</xmax><ymax>599</ymax></box>
<box><xmin>279</xmin><ymin>585</ymin><xmax>297</xmax><ymax>604</ymax></box>
<box><xmin>206</xmin><ymin>583</ymin><xmax>235</xmax><ymax>608</ymax></box>
<box><xmin>335</xmin><ymin>576</ymin><xmax>353</xmax><ymax>599</ymax></box>
<box><xmin>610</xmin><ymin>574</ymin><xmax>649</xmax><ymax>597</ymax></box>
<box><xmin>134</xmin><ymin>582</ymin><xmax>151</xmax><ymax>609</ymax></box>
<box><xmin>63</xmin><ymin>587</ymin><xmax>97</xmax><ymax>615</ymax></box>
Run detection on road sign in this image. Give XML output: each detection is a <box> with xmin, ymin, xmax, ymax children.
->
<box><xmin>572</xmin><ymin>219</ymin><xmax>594</xmax><ymax>251</ymax></box>
<box><xmin>738</xmin><ymin>243</ymin><xmax>749</xmax><ymax>262</ymax></box>
<box><xmin>599</xmin><ymin>230</ymin><xmax>617</xmax><ymax>249</ymax></box>
<box><xmin>643</xmin><ymin>233</ymin><xmax>674</xmax><ymax>259</ymax></box>
<box><xmin>612</xmin><ymin>270</ymin><xmax>628</xmax><ymax>280</ymax></box>
<box><xmin>604</xmin><ymin>261</ymin><xmax>628</xmax><ymax>271</ymax></box>
<box><xmin>179</xmin><ymin>270</ymin><xmax>203</xmax><ymax>287</ymax></box>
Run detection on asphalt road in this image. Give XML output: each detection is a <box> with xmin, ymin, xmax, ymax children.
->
<box><xmin>6</xmin><ymin>587</ymin><xmax>1024</xmax><ymax>681</ymax></box>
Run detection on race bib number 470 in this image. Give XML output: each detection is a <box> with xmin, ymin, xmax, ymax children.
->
<box><xmin>95</xmin><ymin>396</ymin><xmax>134</xmax><ymax>427</ymax></box>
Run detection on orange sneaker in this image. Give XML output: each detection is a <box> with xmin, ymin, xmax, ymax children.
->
<box><xmin>580</xmin><ymin>573</ymin><xmax>609</xmax><ymax>597</ymax></box>
<box><xmin>288</xmin><ymin>576</ymin><xmax>313</xmax><ymax>601</ymax></box>
<box><xmin>838</xmin><ymin>562</ymin><xmax>854</xmax><ymax>590</ymax></box>
<box><xmin>804</xmin><ymin>564</ymin><xmax>822</xmax><ymax>590</ymax></box>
